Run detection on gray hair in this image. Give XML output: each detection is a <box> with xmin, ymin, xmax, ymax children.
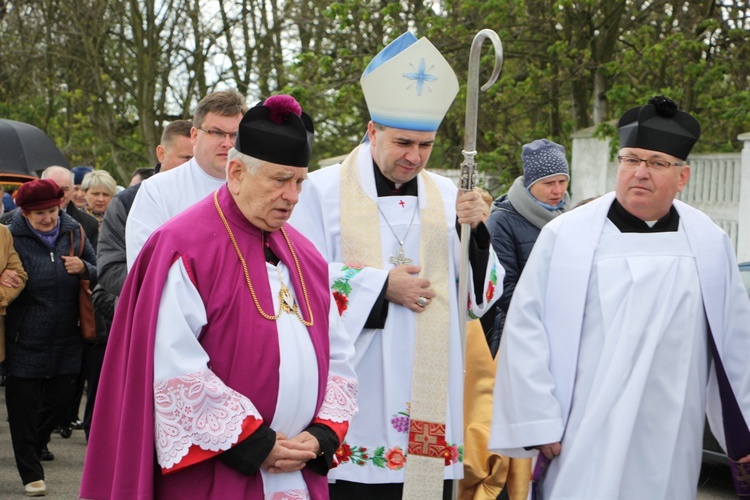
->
<box><xmin>41</xmin><ymin>166</ymin><xmax>74</xmax><ymax>183</ymax></box>
<box><xmin>227</xmin><ymin>148</ymin><xmax>263</xmax><ymax>176</ymax></box>
<box><xmin>81</xmin><ymin>170</ymin><xmax>117</xmax><ymax>196</ymax></box>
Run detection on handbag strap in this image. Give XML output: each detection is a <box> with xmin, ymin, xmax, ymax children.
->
<box><xmin>77</xmin><ymin>225</ymin><xmax>85</xmax><ymax>257</ymax></box>
<box><xmin>68</xmin><ymin>225</ymin><xmax>85</xmax><ymax>258</ymax></box>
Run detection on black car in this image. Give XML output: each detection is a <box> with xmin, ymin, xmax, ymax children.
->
<box><xmin>703</xmin><ymin>261</ymin><xmax>750</xmax><ymax>463</ymax></box>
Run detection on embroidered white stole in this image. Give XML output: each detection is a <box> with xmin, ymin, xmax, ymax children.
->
<box><xmin>339</xmin><ymin>145</ymin><xmax>452</xmax><ymax>498</ymax></box>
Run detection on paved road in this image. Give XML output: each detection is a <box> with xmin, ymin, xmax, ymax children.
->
<box><xmin>0</xmin><ymin>387</ymin><xmax>739</xmax><ymax>499</ymax></box>
<box><xmin>0</xmin><ymin>389</ymin><xmax>86</xmax><ymax>499</ymax></box>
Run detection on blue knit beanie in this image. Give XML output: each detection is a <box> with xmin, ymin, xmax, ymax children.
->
<box><xmin>522</xmin><ymin>139</ymin><xmax>569</xmax><ymax>188</ymax></box>
<box><xmin>71</xmin><ymin>166</ymin><xmax>93</xmax><ymax>186</ymax></box>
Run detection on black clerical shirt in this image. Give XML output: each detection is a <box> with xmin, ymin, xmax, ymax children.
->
<box><xmin>607</xmin><ymin>199</ymin><xmax>680</xmax><ymax>233</ymax></box>
<box><xmin>364</xmin><ymin>163</ymin><xmax>491</xmax><ymax>329</ymax></box>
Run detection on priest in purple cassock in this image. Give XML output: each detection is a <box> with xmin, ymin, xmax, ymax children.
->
<box><xmin>80</xmin><ymin>95</ymin><xmax>359</xmax><ymax>500</ymax></box>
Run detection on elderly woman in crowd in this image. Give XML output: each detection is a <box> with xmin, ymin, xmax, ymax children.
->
<box><xmin>5</xmin><ymin>179</ymin><xmax>96</xmax><ymax>497</ymax></box>
<box><xmin>80</xmin><ymin>170</ymin><xmax>117</xmax><ymax>225</ymax></box>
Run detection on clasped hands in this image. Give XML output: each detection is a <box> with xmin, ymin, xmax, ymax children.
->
<box><xmin>261</xmin><ymin>431</ymin><xmax>320</xmax><ymax>474</ymax></box>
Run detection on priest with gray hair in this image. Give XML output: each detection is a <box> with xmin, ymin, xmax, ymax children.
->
<box><xmin>489</xmin><ymin>96</ymin><xmax>750</xmax><ymax>499</ymax></box>
<box><xmin>81</xmin><ymin>95</ymin><xmax>358</xmax><ymax>499</ymax></box>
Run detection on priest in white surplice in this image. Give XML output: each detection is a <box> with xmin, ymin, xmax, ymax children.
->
<box><xmin>290</xmin><ymin>32</ymin><xmax>502</xmax><ymax>499</ymax></box>
<box><xmin>125</xmin><ymin>90</ymin><xmax>248</xmax><ymax>268</ymax></box>
<box><xmin>489</xmin><ymin>95</ymin><xmax>750</xmax><ymax>499</ymax></box>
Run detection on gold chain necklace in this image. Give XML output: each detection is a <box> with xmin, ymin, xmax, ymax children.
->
<box><xmin>214</xmin><ymin>191</ymin><xmax>313</xmax><ymax>326</ymax></box>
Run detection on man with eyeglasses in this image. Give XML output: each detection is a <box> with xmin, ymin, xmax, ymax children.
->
<box><xmin>489</xmin><ymin>96</ymin><xmax>750</xmax><ymax>498</ymax></box>
<box><xmin>126</xmin><ymin>90</ymin><xmax>248</xmax><ymax>268</ymax></box>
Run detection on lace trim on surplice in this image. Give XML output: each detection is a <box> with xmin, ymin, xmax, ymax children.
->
<box><xmin>154</xmin><ymin>368</ymin><xmax>262</xmax><ymax>469</ymax></box>
<box><xmin>265</xmin><ymin>490</ymin><xmax>310</xmax><ymax>500</ymax></box>
<box><xmin>316</xmin><ymin>374</ymin><xmax>358</xmax><ymax>423</ymax></box>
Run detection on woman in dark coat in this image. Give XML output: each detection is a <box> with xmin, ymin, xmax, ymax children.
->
<box><xmin>485</xmin><ymin>139</ymin><xmax>570</xmax><ymax>356</ymax></box>
<box><xmin>5</xmin><ymin>179</ymin><xmax>96</xmax><ymax>497</ymax></box>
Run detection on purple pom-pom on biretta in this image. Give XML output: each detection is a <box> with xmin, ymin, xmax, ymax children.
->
<box><xmin>264</xmin><ymin>94</ymin><xmax>302</xmax><ymax>124</ymax></box>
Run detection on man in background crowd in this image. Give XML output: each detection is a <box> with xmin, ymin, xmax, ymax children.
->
<box><xmin>128</xmin><ymin>168</ymin><xmax>155</xmax><ymax>187</ymax></box>
<box><xmin>97</xmin><ymin>118</ymin><xmax>197</xmax><ymax>299</ymax></box>
<box><xmin>153</xmin><ymin>119</ymin><xmax>193</xmax><ymax>174</ymax></box>
<box><xmin>125</xmin><ymin>90</ymin><xmax>247</xmax><ymax>268</ymax></box>
<box><xmin>70</xmin><ymin>166</ymin><xmax>93</xmax><ymax>209</ymax></box>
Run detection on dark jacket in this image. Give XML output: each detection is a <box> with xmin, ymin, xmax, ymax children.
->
<box><xmin>485</xmin><ymin>195</ymin><xmax>541</xmax><ymax>355</ymax></box>
<box><xmin>6</xmin><ymin>210</ymin><xmax>97</xmax><ymax>378</ymax></box>
<box><xmin>97</xmin><ymin>184</ymin><xmax>140</xmax><ymax>297</ymax></box>
<box><xmin>92</xmin><ymin>284</ymin><xmax>116</xmax><ymax>339</ymax></box>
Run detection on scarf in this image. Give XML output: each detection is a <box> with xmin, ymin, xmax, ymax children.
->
<box><xmin>506</xmin><ymin>176</ymin><xmax>568</xmax><ymax>229</ymax></box>
<box><xmin>25</xmin><ymin>216</ymin><xmax>61</xmax><ymax>248</ymax></box>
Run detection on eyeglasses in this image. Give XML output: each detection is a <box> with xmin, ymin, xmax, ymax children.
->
<box><xmin>617</xmin><ymin>156</ymin><xmax>685</xmax><ymax>172</ymax></box>
<box><xmin>197</xmin><ymin>127</ymin><xmax>238</xmax><ymax>141</ymax></box>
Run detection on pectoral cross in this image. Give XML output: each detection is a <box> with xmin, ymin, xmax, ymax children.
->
<box><xmin>389</xmin><ymin>246</ymin><xmax>412</xmax><ymax>266</ymax></box>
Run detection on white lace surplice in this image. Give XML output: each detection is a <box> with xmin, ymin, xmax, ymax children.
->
<box><xmin>153</xmin><ymin>258</ymin><xmax>357</xmax><ymax>498</ymax></box>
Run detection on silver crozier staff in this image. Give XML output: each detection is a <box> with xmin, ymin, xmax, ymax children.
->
<box><xmin>455</xmin><ymin>28</ymin><xmax>503</xmax><ymax>500</ymax></box>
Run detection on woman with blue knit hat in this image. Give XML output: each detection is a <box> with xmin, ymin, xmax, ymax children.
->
<box><xmin>485</xmin><ymin>138</ymin><xmax>570</xmax><ymax>355</ymax></box>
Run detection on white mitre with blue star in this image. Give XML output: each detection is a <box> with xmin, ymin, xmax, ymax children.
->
<box><xmin>360</xmin><ymin>32</ymin><xmax>459</xmax><ymax>132</ymax></box>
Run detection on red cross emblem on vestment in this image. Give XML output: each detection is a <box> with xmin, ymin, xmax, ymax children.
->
<box><xmin>407</xmin><ymin>419</ymin><xmax>447</xmax><ymax>458</ymax></box>
<box><xmin>399</xmin><ymin>200</ymin><xmax>405</xmax><ymax>208</ymax></box>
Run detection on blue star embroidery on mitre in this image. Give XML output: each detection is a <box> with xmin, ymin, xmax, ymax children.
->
<box><xmin>403</xmin><ymin>58</ymin><xmax>437</xmax><ymax>96</ymax></box>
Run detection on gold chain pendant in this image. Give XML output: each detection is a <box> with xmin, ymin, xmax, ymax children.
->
<box><xmin>214</xmin><ymin>191</ymin><xmax>313</xmax><ymax>326</ymax></box>
<box><xmin>278</xmin><ymin>282</ymin><xmax>297</xmax><ymax>314</ymax></box>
